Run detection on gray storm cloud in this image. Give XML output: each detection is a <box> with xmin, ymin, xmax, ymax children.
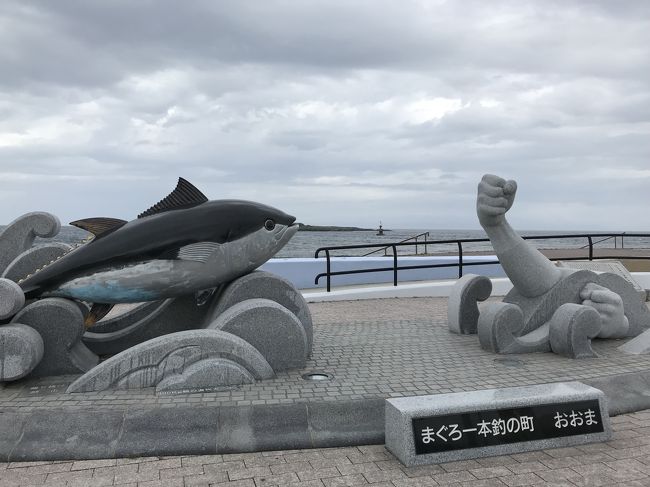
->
<box><xmin>0</xmin><ymin>0</ymin><xmax>648</xmax><ymax>230</ymax></box>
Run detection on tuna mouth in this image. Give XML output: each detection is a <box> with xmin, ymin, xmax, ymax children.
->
<box><xmin>274</xmin><ymin>223</ymin><xmax>298</xmax><ymax>242</ymax></box>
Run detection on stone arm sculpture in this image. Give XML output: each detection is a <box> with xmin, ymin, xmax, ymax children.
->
<box><xmin>477</xmin><ymin>174</ymin><xmax>564</xmax><ymax>298</ymax></box>
<box><xmin>477</xmin><ymin>174</ymin><xmax>629</xmax><ymax>338</ymax></box>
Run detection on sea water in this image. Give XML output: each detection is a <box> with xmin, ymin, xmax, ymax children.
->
<box><xmin>25</xmin><ymin>226</ymin><xmax>650</xmax><ymax>259</ymax></box>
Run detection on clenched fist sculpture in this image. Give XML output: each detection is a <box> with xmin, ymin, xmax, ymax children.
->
<box><xmin>448</xmin><ymin>174</ymin><xmax>649</xmax><ymax>358</ymax></box>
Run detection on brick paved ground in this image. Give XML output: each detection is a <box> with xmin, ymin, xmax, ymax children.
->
<box><xmin>2</xmin><ymin>408</ymin><xmax>650</xmax><ymax>486</ymax></box>
<box><xmin>2</xmin><ymin>298</ymin><xmax>650</xmax><ymax>410</ymax></box>
<box><xmin>4</xmin><ymin>298</ymin><xmax>650</xmax><ymax>485</ymax></box>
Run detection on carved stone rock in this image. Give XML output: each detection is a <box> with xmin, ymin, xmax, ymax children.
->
<box><xmin>448</xmin><ymin>274</ymin><xmax>492</xmax><ymax>335</ymax></box>
<box><xmin>477</xmin><ymin>302</ymin><xmax>551</xmax><ymax>354</ymax></box>
<box><xmin>478</xmin><ymin>299</ymin><xmax>553</xmax><ymax>355</ymax></box>
<box><xmin>87</xmin><ymin>301</ymin><xmax>163</xmax><ymax>333</ymax></box>
<box><xmin>2</xmin><ymin>243</ymin><xmax>71</xmax><ymax>283</ymax></box>
<box><xmin>0</xmin><ymin>212</ymin><xmax>61</xmax><ymax>274</ymax></box>
<box><xmin>83</xmin><ymin>294</ymin><xmax>215</xmax><ymax>356</ymax></box>
<box><xmin>0</xmin><ymin>324</ymin><xmax>44</xmax><ymax>380</ymax></box>
<box><xmin>549</xmin><ymin>303</ymin><xmax>602</xmax><ymax>359</ymax></box>
<box><xmin>11</xmin><ymin>298</ymin><xmax>99</xmax><ymax>377</ymax></box>
<box><xmin>67</xmin><ymin>329</ymin><xmax>274</xmax><ymax>393</ymax></box>
<box><xmin>207</xmin><ymin>271</ymin><xmax>313</xmax><ymax>354</ymax></box>
<box><xmin>208</xmin><ymin>298</ymin><xmax>308</xmax><ymax>371</ymax></box>
<box><xmin>0</xmin><ymin>278</ymin><xmax>25</xmax><ymax>320</ymax></box>
<box><xmin>156</xmin><ymin>359</ymin><xmax>255</xmax><ymax>392</ymax></box>
<box><xmin>503</xmin><ymin>269</ymin><xmax>596</xmax><ymax>336</ymax></box>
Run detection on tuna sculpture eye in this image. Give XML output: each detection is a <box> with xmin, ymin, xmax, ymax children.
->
<box><xmin>264</xmin><ymin>219</ymin><xmax>276</xmax><ymax>231</ymax></box>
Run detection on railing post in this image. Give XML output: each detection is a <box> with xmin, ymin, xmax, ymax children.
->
<box><xmin>416</xmin><ymin>237</ymin><xmax>418</xmax><ymax>256</ymax></box>
<box><xmin>587</xmin><ymin>236</ymin><xmax>593</xmax><ymax>261</ymax></box>
<box><xmin>622</xmin><ymin>232</ymin><xmax>625</xmax><ymax>249</ymax></box>
<box><xmin>457</xmin><ymin>241</ymin><xmax>463</xmax><ymax>278</ymax></box>
<box><xmin>326</xmin><ymin>249</ymin><xmax>331</xmax><ymax>292</ymax></box>
<box><xmin>392</xmin><ymin>245</ymin><xmax>398</xmax><ymax>286</ymax></box>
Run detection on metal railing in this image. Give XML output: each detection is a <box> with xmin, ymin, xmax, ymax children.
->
<box><xmin>362</xmin><ymin>231</ymin><xmax>430</xmax><ymax>256</ymax></box>
<box><xmin>579</xmin><ymin>234</ymin><xmax>624</xmax><ymax>249</ymax></box>
<box><xmin>314</xmin><ymin>232</ymin><xmax>650</xmax><ymax>292</ymax></box>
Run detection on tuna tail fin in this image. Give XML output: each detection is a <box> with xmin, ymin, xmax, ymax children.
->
<box><xmin>85</xmin><ymin>303</ymin><xmax>114</xmax><ymax>327</ymax></box>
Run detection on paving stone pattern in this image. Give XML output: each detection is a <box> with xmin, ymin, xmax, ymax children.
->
<box><xmin>3</xmin><ymin>408</ymin><xmax>650</xmax><ymax>485</ymax></box>
<box><xmin>2</xmin><ymin>297</ymin><xmax>650</xmax><ymax>410</ymax></box>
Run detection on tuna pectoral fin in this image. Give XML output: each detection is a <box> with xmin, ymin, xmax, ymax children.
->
<box><xmin>158</xmin><ymin>242</ymin><xmax>221</xmax><ymax>263</ymax></box>
<box><xmin>85</xmin><ymin>303</ymin><xmax>115</xmax><ymax>327</ymax></box>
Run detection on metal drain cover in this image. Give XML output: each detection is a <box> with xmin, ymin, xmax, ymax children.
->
<box><xmin>302</xmin><ymin>372</ymin><xmax>334</xmax><ymax>381</ymax></box>
<box><xmin>493</xmin><ymin>358</ymin><xmax>526</xmax><ymax>368</ymax></box>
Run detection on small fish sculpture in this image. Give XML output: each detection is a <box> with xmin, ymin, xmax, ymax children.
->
<box><xmin>19</xmin><ymin>178</ymin><xmax>297</xmax><ymax>325</ymax></box>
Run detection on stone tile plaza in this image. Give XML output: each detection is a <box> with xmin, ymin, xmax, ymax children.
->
<box><xmin>3</xmin><ymin>297</ymin><xmax>650</xmax><ymax>485</ymax></box>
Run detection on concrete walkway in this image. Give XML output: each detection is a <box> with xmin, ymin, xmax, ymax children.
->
<box><xmin>2</xmin><ymin>408</ymin><xmax>650</xmax><ymax>486</ymax></box>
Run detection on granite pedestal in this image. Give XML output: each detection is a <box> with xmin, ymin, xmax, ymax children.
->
<box><xmin>386</xmin><ymin>381</ymin><xmax>611</xmax><ymax>466</ymax></box>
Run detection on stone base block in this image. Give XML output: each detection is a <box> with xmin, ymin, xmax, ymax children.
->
<box><xmin>385</xmin><ymin>382</ymin><xmax>611</xmax><ymax>466</ymax></box>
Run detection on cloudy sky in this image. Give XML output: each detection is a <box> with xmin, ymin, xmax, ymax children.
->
<box><xmin>1</xmin><ymin>0</ymin><xmax>649</xmax><ymax>231</ymax></box>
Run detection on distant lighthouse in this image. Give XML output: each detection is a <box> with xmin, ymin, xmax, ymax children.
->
<box><xmin>376</xmin><ymin>221</ymin><xmax>384</xmax><ymax>236</ymax></box>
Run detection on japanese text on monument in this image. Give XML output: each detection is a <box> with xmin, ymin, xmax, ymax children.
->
<box><xmin>412</xmin><ymin>399</ymin><xmax>603</xmax><ymax>454</ymax></box>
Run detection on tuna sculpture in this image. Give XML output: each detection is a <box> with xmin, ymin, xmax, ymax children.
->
<box><xmin>18</xmin><ymin>178</ymin><xmax>298</xmax><ymax>325</ymax></box>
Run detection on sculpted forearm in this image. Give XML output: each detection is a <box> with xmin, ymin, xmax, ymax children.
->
<box><xmin>477</xmin><ymin>174</ymin><xmax>563</xmax><ymax>298</ymax></box>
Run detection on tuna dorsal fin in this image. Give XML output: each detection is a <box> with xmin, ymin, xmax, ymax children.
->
<box><xmin>69</xmin><ymin>217</ymin><xmax>127</xmax><ymax>238</ymax></box>
<box><xmin>138</xmin><ymin>178</ymin><xmax>208</xmax><ymax>219</ymax></box>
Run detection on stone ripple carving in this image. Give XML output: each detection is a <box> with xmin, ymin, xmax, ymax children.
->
<box><xmin>208</xmin><ymin>298</ymin><xmax>308</xmax><ymax>371</ymax></box>
<box><xmin>207</xmin><ymin>270</ymin><xmax>314</xmax><ymax>353</ymax></box>
<box><xmin>448</xmin><ymin>274</ymin><xmax>492</xmax><ymax>335</ymax></box>
<box><xmin>0</xmin><ymin>324</ymin><xmax>44</xmax><ymax>380</ymax></box>
<box><xmin>548</xmin><ymin>303</ymin><xmax>601</xmax><ymax>359</ymax></box>
<box><xmin>0</xmin><ymin>212</ymin><xmax>61</xmax><ymax>273</ymax></box>
<box><xmin>66</xmin><ymin>329</ymin><xmax>274</xmax><ymax>393</ymax></box>
<box><xmin>2</xmin><ymin>243</ymin><xmax>71</xmax><ymax>283</ymax></box>
<box><xmin>11</xmin><ymin>298</ymin><xmax>99</xmax><ymax>377</ymax></box>
<box><xmin>0</xmin><ymin>278</ymin><xmax>25</xmax><ymax>320</ymax></box>
<box><xmin>83</xmin><ymin>295</ymin><xmax>213</xmax><ymax>356</ymax></box>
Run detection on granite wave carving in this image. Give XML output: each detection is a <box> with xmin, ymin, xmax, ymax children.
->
<box><xmin>67</xmin><ymin>329</ymin><xmax>274</xmax><ymax>393</ymax></box>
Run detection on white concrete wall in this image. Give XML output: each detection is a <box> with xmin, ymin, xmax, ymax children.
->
<box><xmin>302</xmin><ymin>278</ymin><xmax>515</xmax><ymax>302</ymax></box>
<box><xmin>259</xmin><ymin>257</ymin><xmax>650</xmax><ymax>303</ymax></box>
<box><xmin>302</xmin><ymin>272</ymin><xmax>650</xmax><ymax>303</ymax></box>
<box><xmin>260</xmin><ymin>255</ymin><xmax>505</xmax><ymax>289</ymax></box>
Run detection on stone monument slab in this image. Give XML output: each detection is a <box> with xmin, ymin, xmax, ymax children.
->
<box><xmin>385</xmin><ymin>382</ymin><xmax>610</xmax><ymax>466</ymax></box>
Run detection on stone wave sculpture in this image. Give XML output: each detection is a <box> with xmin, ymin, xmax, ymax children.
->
<box><xmin>448</xmin><ymin>174</ymin><xmax>650</xmax><ymax>358</ymax></box>
<box><xmin>67</xmin><ymin>329</ymin><xmax>275</xmax><ymax>393</ymax></box>
<box><xmin>0</xmin><ymin>179</ymin><xmax>312</xmax><ymax>390</ymax></box>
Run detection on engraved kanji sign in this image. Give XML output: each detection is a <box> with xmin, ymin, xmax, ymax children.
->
<box><xmin>412</xmin><ymin>399</ymin><xmax>603</xmax><ymax>455</ymax></box>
